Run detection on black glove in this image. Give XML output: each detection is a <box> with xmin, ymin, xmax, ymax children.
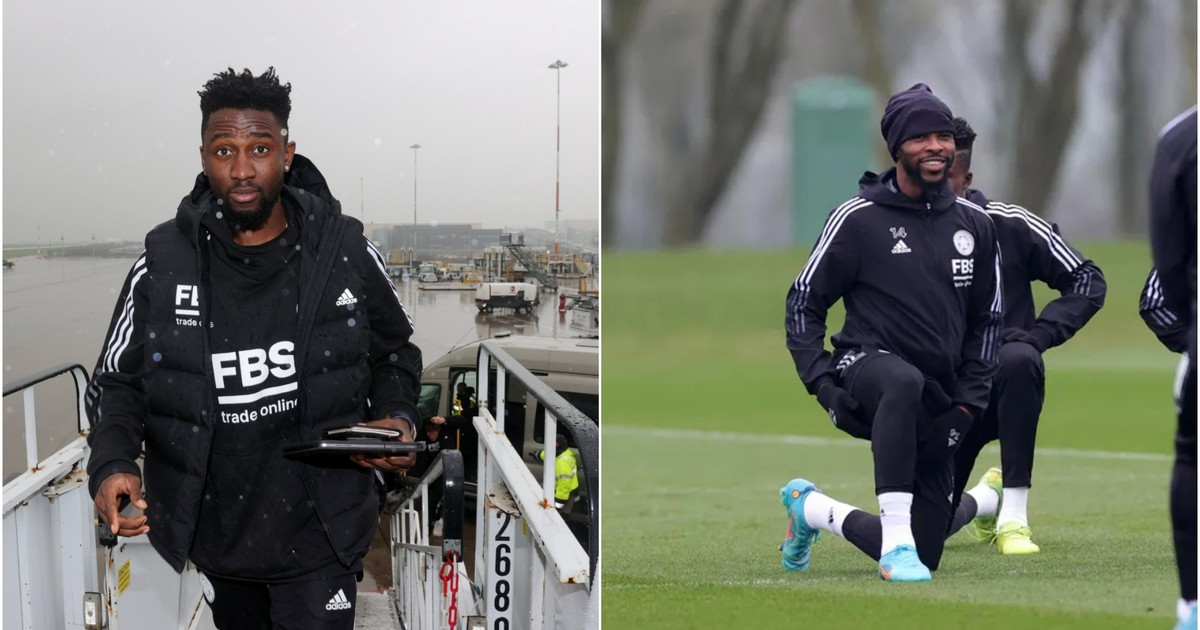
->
<box><xmin>816</xmin><ymin>380</ymin><xmax>871</xmax><ymax>440</ymax></box>
<box><xmin>919</xmin><ymin>405</ymin><xmax>974</xmax><ymax>463</ymax></box>
<box><xmin>1000</xmin><ymin>327</ymin><xmax>1051</xmax><ymax>353</ymax></box>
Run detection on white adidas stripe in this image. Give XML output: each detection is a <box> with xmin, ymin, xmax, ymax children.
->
<box><xmin>787</xmin><ymin>198</ymin><xmax>872</xmax><ymax>337</ymax></box>
<box><xmin>986</xmin><ymin>202</ymin><xmax>1083</xmax><ymax>271</ymax></box>
<box><xmin>1141</xmin><ymin>270</ymin><xmax>1179</xmax><ymax>328</ymax></box>
<box><xmin>1159</xmin><ymin>105</ymin><xmax>1197</xmax><ymax>138</ymax></box>
<box><xmin>983</xmin><ymin>252</ymin><xmax>1003</xmax><ymax>362</ymax></box>
<box><xmin>103</xmin><ymin>254</ymin><xmax>149</xmax><ymax>373</ymax></box>
<box><xmin>366</xmin><ymin>238</ymin><xmax>415</xmax><ymax>329</ymax></box>
<box><xmin>955</xmin><ymin>197</ymin><xmax>987</xmax><ymax>215</ymax></box>
<box><xmin>793</xmin><ymin>197</ymin><xmax>872</xmax><ymax>291</ymax></box>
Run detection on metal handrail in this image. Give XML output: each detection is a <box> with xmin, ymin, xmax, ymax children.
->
<box><xmin>3</xmin><ymin>362</ymin><xmax>90</xmax><ymax>399</ymax></box>
<box><xmin>475</xmin><ymin>341</ymin><xmax>599</xmax><ymax>585</ymax></box>
<box><xmin>2</xmin><ymin>363</ymin><xmax>90</xmax><ymax>474</ymax></box>
<box><xmin>388</xmin><ymin>449</ymin><xmax>467</xmax><ymax>630</ymax></box>
<box><xmin>387</xmin><ymin>449</ymin><xmax>466</xmax><ymax>553</ymax></box>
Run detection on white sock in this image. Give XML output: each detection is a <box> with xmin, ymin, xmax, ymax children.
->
<box><xmin>1178</xmin><ymin>598</ymin><xmax>1196</xmax><ymax>622</ymax></box>
<box><xmin>802</xmin><ymin>491</ymin><xmax>856</xmax><ymax>538</ymax></box>
<box><xmin>966</xmin><ymin>480</ymin><xmax>1000</xmax><ymax>518</ymax></box>
<box><xmin>878</xmin><ymin>492</ymin><xmax>915</xmax><ymax>556</ymax></box>
<box><xmin>997</xmin><ymin>487</ymin><xmax>1029</xmax><ymax>526</ymax></box>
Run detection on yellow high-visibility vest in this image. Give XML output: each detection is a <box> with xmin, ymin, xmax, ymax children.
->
<box><xmin>536</xmin><ymin>448</ymin><xmax>579</xmax><ymax>503</ymax></box>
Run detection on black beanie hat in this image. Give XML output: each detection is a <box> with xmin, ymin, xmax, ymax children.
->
<box><xmin>880</xmin><ymin>83</ymin><xmax>954</xmax><ymax>160</ymax></box>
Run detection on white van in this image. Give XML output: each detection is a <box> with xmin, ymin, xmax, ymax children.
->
<box><xmin>475</xmin><ymin>282</ymin><xmax>539</xmax><ymax>313</ymax></box>
<box><xmin>416</xmin><ymin>334</ymin><xmax>598</xmax><ymax>503</ymax></box>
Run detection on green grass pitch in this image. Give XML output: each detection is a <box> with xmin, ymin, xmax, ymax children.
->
<box><xmin>601</xmin><ymin>242</ymin><xmax>1183</xmax><ymax>629</ymax></box>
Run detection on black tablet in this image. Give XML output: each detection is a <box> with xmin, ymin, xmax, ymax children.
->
<box><xmin>323</xmin><ymin>424</ymin><xmax>405</xmax><ymax>439</ymax></box>
<box><xmin>283</xmin><ymin>439</ymin><xmax>426</xmax><ymax>458</ymax></box>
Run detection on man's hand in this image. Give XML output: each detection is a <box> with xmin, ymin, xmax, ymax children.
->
<box><xmin>1000</xmin><ymin>327</ymin><xmax>1050</xmax><ymax>353</ymax></box>
<box><xmin>94</xmin><ymin>472</ymin><xmax>150</xmax><ymax>537</ymax></box>
<box><xmin>920</xmin><ymin>405</ymin><xmax>974</xmax><ymax>462</ymax></box>
<box><xmin>816</xmin><ymin>381</ymin><xmax>871</xmax><ymax>439</ymax></box>
<box><xmin>350</xmin><ymin>416</ymin><xmax>417</xmax><ymax>474</ymax></box>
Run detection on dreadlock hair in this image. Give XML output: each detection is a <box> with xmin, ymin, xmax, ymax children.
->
<box><xmin>198</xmin><ymin>67</ymin><xmax>292</xmax><ymax>135</ymax></box>
<box><xmin>952</xmin><ymin>116</ymin><xmax>976</xmax><ymax>170</ymax></box>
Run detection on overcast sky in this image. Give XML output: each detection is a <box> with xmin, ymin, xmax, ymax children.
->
<box><xmin>2</xmin><ymin>1</ymin><xmax>599</xmax><ymax>245</ymax></box>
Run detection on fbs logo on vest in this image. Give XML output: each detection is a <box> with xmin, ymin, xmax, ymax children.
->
<box><xmin>175</xmin><ymin>284</ymin><xmax>202</xmax><ymax>326</ymax></box>
<box><xmin>211</xmin><ymin>341</ymin><xmax>299</xmax><ymax>411</ymax></box>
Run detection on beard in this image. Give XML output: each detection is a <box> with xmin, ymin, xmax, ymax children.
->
<box><xmin>219</xmin><ymin>188</ymin><xmax>279</xmax><ymax>233</ymax></box>
<box><xmin>900</xmin><ymin>151</ymin><xmax>954</xmax><ymax>197</ymax></box>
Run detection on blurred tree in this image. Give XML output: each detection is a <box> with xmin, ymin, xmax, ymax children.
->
<box><xmin>1000</xmin><ymin>0</ymin><xmax>1117</xmax><ymax>217</ymax></box>
<box><xmin>662</xmin><ymin>0</ymin><xmax>801</xmax><ymax>246</ymax></box>
<box><xmin>1183</xmin><ymin>0</ymin><xmax>1197</xmax><ymax>96</ymax></box>
<box><xmin>602</xmin><ymin>0</ymin><xmax>645</xmax><ymax>249</ymax></box>
<box><xmin>1116</xmin><ymin>1</ymin><xmax>1153</xmax><ymax>235</ymax></box>
<box><xmin>849</xmin><ymin>0</ymin><xmax>894</xmax><ymax>169</ymax></box>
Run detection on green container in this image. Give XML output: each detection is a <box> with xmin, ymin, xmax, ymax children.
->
<box><xmin>791</xmin><ymin>76</ymin><xmax>877</xmax><ymax>247</ymax></box>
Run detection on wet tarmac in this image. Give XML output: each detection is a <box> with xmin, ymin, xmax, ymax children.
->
<box><xmin>2</xmin><ymin>254</ymin><xmax>595</xmax><ymax>481</ymax></box>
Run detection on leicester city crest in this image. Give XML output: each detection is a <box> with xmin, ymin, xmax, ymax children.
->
<box><xmin>953</xmin><ymin>230</ymin><xmax>975</xmax><ymax>256</ymax></box>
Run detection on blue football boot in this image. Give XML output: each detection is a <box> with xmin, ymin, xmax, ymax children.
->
<box><xmin>779</xmin><ymin>478</ymin><xmax>820</xmax><ymax>572</ymax></box>
<box><xmin>878</xmin><ymin>544</ymin><xmax>932</xmax><ymax>582</ymax></box>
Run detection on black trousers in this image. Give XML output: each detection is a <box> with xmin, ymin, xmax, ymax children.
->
<box><xmin>836</xmin><ymin>350</ymin><xmax>956</xmax><ymax>571</ymax></box>
<box><xmin>202</xmin><ymin>570</ymin><xmax>361</xmax><ymax>630</ymax></box>
<box><xmin>947</xmin><ymin>341</ymin><xmax>1045</xmax><ymax>534</ymax></box>
<box><xmin>1172</xmin><ymin>354</ymin><xmax>1196</xmax><ymax>600</ymax></box>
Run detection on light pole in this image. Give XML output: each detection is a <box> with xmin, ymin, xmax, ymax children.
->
<box><xmin>410</xmin><ymin>144</ymin><xmax>421</xmax><ymax>260</ymax></box>
<box><xmin>548</xmin><ymin>59</ymin><xmax>567</xmax><ymax>260</ymax></box>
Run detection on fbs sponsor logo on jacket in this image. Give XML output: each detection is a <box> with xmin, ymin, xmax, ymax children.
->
<box><xmin>175</xmin><ymin>284</ymin><xmax>202</xmax><ymax>326</ymax></box>
<box><xmin>211</xmin><ymin>341</ymin><xmax>299</xmax><ymax>415</ymax></box>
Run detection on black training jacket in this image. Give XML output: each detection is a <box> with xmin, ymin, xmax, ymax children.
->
<box><xmin>1139</xmin><ymin>267</ymin><xmax>1188</xmax><ymax>353</ymax></box>
<box><xmin>85</xmin><ymin>155</ymin><xmax>422</xmax><ymax>572</ymax></box>
<box><xmin>786</xmin><ymin>168</ymin><xmax>1003</xmax><ymax>417</ymax></box>
<box><xmin>961</xmin><ymin>188</ymin><xmax>1106</xmax><ymax>350</ymax></box>
<box><xmin>1148</xmin><ymin>107</ymin><xmax>1197</xmax><ymax>357</ymax></box>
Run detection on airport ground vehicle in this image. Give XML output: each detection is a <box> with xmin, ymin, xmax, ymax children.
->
<box><xmin>474</xmin><ymin>282</ymin><xmax>540</xmax><ymax>314</ymax></box>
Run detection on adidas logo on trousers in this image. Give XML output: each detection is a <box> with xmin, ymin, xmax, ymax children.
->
<box><xmin>325</xmin><ymin>588</ymin><xmax>352</xmax><ymax>611</ymax></box>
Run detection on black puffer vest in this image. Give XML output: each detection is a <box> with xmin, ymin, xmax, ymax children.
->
<box><xmin>138</xmin><ymin>162</ymin><xmax>383</xmax><ymax>571</ymax></box>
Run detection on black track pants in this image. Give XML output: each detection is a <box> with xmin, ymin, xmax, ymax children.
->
<box><xmin>201</xmin><ymin>570</ymin><xmax>360</xmax><ymax>630</ymax></box>
<box><xmin>837</xmin><ymin>350</ymin><xmax>955</xmax><ymax>570</ymax></box>
<box><xmin>948</xmin><ymin>341</ymin><xmax>1045</xmax><ymax>535</ymax></box>
<box><xmin>1172</xmin><ymin>354</ymin><xmax>1196</xmax><ymax>601</ymax></box>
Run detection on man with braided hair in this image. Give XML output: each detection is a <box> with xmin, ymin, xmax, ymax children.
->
<box><xmin>86</xmin><ymin>67</ymin><xmax>423</xmax><ymax>628</ymax></box>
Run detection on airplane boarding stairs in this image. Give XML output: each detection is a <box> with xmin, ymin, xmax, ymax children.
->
<box><xmin>3</xmin><ymin>341</ymin><xmax>597</xmax><ymax>629</ymax></box>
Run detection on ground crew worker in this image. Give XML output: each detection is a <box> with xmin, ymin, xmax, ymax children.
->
<box><xmin>533</xmin><ymin>436</ymin><xmax>579</xmax><ymax>509</ymax></box>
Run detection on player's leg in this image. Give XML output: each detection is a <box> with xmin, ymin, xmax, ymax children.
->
<box><xmin>905</xmin><ymin>456</ymin><xmax>954</xmax><ymax>574</ymax></box>
<box><xmin>780</xmin><ymin>477</ymin><xmax>931</xmax><ymax>581</ymax></box>
<box><xmin>199</xmin><ymin>573</ymin><xmax>273</xmax><ymax>630</ymax></box>
<box><xmin>779</xmin><ymin>478</ymin><xmax>854</xmax><ymax>572</ymax></box>
<box><xmin>992</xmin><ymin>341</ymin><xmax>1046</xmax><ymax>554</ymax></box>
<box><xmin>946</xmin><ymin>406</ymin><xmax>1000</xmax><ymax>540</ymax></box>
<box><xmin>268</xmin><ymin>570</ymin><xmax>360</xmax><ymax>630</ymax></box>
<box><xmin>844</xmin><ymin>352</ymin><xmax>933</xmax><ymax>580</ymax></box>
<box><xmin>1172</xmin><ymin>354</ymin><xmax>1196</xmax><ymax>628</ymax></box>
<box><xmin>848</xmin><ymin>356</ymin><xmax>922</xmax><ymax>544</ymax></box>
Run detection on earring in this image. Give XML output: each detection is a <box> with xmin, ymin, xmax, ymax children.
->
<box><xmin>285</xmin><ymin>164</ymin><xmax>290</xmax><ymax>171</ymax></box>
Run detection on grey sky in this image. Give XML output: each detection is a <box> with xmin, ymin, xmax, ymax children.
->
<box><xmin>2</xmin><ymin>1</ymin><xmax>599</xmax><ymax>245</ymax></box>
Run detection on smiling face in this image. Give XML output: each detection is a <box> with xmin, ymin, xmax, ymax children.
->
<box><xmin>896</xmin><ymin>131</ymin><xmax>956</xmax><ymax>194</ymax></box>
<box><xmin>200</xmin><ymin>108</ymin><xmax>296</xmax><ymax>235</ymax></box>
